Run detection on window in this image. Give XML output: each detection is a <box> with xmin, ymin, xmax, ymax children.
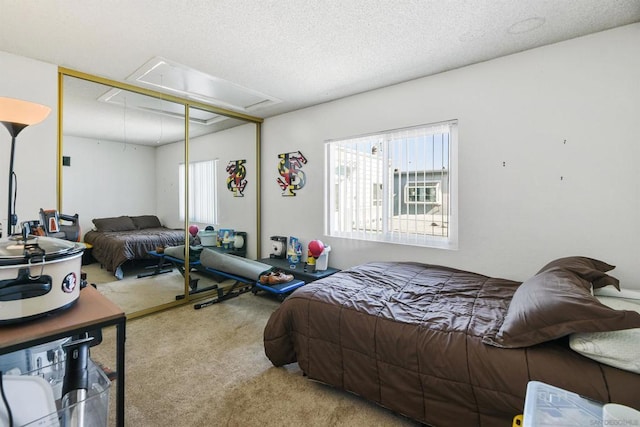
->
<box><xmin>179</xmin><ymin>159</ymin><xmax>218</xmax><ymax>224</ymax></box>
<box><xmin>326</xmin><ymin>121</ymin><xmax>457</xmax><ymax>248</ymax></box>
<box><xmin>372</xmin><ymin>183</ymin><xmax>383</xmax><ymax>206</ymax></box>
<box><xmin>405</xmin><ymin>182</ymin><xmax>440</xmax><ymax>204</ymax></box>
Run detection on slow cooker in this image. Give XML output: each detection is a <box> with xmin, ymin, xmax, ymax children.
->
<box><xmin>0</xmin><ymin>236</ymin><xmax>84</xmax><ymax>324</ymax></box>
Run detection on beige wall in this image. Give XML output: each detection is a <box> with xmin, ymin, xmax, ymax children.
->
<box><xmin>62</xmin><ymin>136</ymin><xmax>157</xmax><ymax>234</ymax></box>
<box><xmin>261</xmin><ymin>24</ymin><xmax>640</xmax><ymax>289</ymax></box>
<box><xmin>0</xmin><ymin>51</ymin><xmax>58</xmax><ymax>233</ymax></box>
<box><xmin>3</xmin><ymin>24</ymin><xmax>640</xmax><ymax>290</ymax></box>
<box><xmin>155</xmin><ymin>123</ymin><xmax>259</xmax><ymax>259</ymax></box>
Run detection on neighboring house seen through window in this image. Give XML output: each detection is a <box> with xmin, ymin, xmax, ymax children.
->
<box><xmin>405</xmin><ymin>182</ymin><xmax>440</xmax><ymax>204</ymax></box>
<box><xmin>179</xmin><ymin>159</ymin><xmax>218</xmax><ymax>224</ymax></box>
<box><xmin>325</xmin><ymin>121</ymin><xmax>457</xmax><ymax>249</ymax></box>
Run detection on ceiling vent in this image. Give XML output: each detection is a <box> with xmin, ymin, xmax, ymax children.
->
<box><xmin>125</xmin><ymin>56</ymin><xmax>281</xmax><ymax>113</ymax></box>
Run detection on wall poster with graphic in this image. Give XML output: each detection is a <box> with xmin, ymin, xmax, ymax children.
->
<box><xmin>226</xmin><ymin>159</ymin><xmax>247</xmax><ymax>197</ymax></box>
<box><xmin>277</xmin><ymin>150</ymin><xmax>307</xmax><ymax>196</ymax></box>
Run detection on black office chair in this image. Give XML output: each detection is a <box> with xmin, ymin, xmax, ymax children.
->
<box><xmin>38</xmin><ymin>208</ymin><xmax>81</xmax><ymax>242</ymax></box>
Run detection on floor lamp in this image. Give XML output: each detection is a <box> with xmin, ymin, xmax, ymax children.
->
<box><xmin>0</xmin><ymin>97</ymin><xmax>51</xmax><ymax>237</ymax></box>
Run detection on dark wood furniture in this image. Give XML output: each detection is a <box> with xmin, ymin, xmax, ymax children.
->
<box><xmin>0</xmin><ymin>285</ymin><xmax>126</xmax><ymax>427</ymax></box>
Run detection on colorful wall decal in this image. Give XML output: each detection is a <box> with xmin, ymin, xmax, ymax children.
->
<box><xmin>226</xmin><ymin>159</ymin><xmax>247</xmax><ymax>197</ymax></box>
<box><xmin>277</xmin><ymin>151</ymin><xmax>308</xmax><ymax>196</ymax></box>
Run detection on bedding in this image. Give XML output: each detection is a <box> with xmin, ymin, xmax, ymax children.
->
<box><xmin>84</xmin><ymin>215</ymin><xmax>191</xmax><ymax>278</ymax></box>
<box><xmin>570</xmin><ymin>296</ymin><xmax>640</xmax><ymax>374</ymax></box>
<box><xmin>482</xmin><ymin>267</ymin><xmax>640</xmax><ymax>348</ymax></box>
<box><xmin>92</xmin><ymin>215</ymin><xmax>137</xmax><ymax>232</ymax></box>
<box><xmin>536</xmin><ymin>255</ymin><xmax>620</xmax><ymax>290</ymax></box>
<box><xmin>130</xmin><ymin>214</ymin><xmax>163</xmax><ymax>229</ymax></box>
<box><xmin>263</xmin><ymin>260</ymin><xmax>640</xmax><ymax>426</ymax></box>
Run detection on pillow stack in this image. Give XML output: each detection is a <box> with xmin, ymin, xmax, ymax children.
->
<box><xmin>482</xmin><ymin>256</ymin><xmax>640</xmax><ymax>349</ymax></box>
<box><xmin>92</xmin><ymin>215</ymin><xmax>162</xmax><ymax>231</ymax></box>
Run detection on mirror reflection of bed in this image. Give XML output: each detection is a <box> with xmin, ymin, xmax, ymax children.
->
<box><xmin>60</xmin><ymin>72</ymin><xmax>260</xmax><ymax>317</ymax></box>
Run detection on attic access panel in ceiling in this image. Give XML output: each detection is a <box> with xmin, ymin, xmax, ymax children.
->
<box><xmin>97</xmin><ymin>88</ymin><xmax>226</xmax><ymax>125</ymax></box>
<box><xmin>127</xmin><ymin>56</ymin><xmax>282</xmax><ymax>113</ymax></box>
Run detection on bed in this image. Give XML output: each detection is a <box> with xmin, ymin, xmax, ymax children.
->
<box><xmin>84</xmin><ymin>215</ymin><xmax>191</xmax><ymax>279</ymax></box>
<box><xmin>263</xmin><ymin>258</ymin><xmax>640</xmax><ymax>426</ymax></box>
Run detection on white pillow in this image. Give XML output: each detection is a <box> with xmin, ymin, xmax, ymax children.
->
<box><xmin>569</xmin><ymin>296</ymin><xmax>640</xmax><ymax>374</ymax></box>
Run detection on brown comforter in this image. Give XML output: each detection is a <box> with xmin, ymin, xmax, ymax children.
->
<box><xmin>84</xmin><ymin>227</ymin><xmax>188</xmax><ymax>275</ymax></box>
<box><xmin>263</xmin><ymin>261</ymin><xmax>640</xmax><ymax>426</ymax></box>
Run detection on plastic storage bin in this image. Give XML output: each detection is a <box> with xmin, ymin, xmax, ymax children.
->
<box><xmin>198</xmin><ymin>230</ymin><xmax>217</xmax><ymax>247</ymax></box>
<box><xmin>315</xmin><ymin>245</ymin><xmax>331</xmax><ymax>271</ymax></box>
<box><xmin>0</xmin><ymin>337</ymin><xmax>69</xmax><ymax>399</ymax></box>
<box><xmin>522</xmin><ymin>381</ymin><xmax>603</xmax><ymax>426</ymax></box>
<box><xmin>1</xmin><ymin>358</ymin><xmax>110</xmax><ymax>427</ymax></box>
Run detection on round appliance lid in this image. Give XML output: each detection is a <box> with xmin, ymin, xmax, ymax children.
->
<box><xmin>0</xmin><ymin>236</ymin><xmax>80</xmax><ymax>260</ymax></box>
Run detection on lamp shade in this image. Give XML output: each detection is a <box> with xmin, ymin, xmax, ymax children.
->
<box><xmin>0</xmin><ymin>97</ymin><xmax>51</xmax><ymax>127</ymax></box>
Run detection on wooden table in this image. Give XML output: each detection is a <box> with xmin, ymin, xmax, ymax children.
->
<box><xmin>0</xmin><ymin>285</ymin><xmax>126</xmax><ymax>427</ymax></box>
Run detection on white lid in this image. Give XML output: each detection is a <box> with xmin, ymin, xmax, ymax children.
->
<box><xmin>0</xmin><ymin>236</ymin><xmax>82</xmax><ymax>264</ymax></box>
<box><xmin>523</xmin><ymin>381</ymin><xmax>602</xmax><ymax>426</ymax></box>
<box><xmin>0</xmin><ymin>375</ymin><xmax>59</xmax><ymax>426</ymax></box>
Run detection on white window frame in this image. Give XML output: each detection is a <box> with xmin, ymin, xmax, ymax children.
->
<box><xmin>372</xmin><ymin>182</ymin><xmax>383</xmax><ymax>206</ymax></box>
<box><xmin>325</xmin><ymin>121</ymin><xmax>458</xmax><ymax>249</ymax></box>
<box><xmin>405</xmin><ymin>181</ymin><xmax>441</xmax><ymax>205</ymax></box>
<box><xmin>179</xmin><ymin>159</ymin><xmax>218</xmax><ymax>224</ymax></box>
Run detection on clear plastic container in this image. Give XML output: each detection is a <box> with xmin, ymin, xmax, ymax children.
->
<box><xmin>28</xmin><ymin>358</ymin><xmax>109</xmax><ymax>427</ymax></box>
<box><xmin>523</xmin><ymin>381</ymin><xmax>603</xmax><ymax>426</ymax></box>
<box><xmin>1</xmin><ymin>357</ymin><xmax>110</xmax><ymax>427</ymax></box>
<box><xmin>0</xmin><ymin>337</ymin><xmax>69</xmax><ymax>399</ymax></box>
<box><xmin>315</xmin><ymin>245</ymin><xmax>331</xmax><ymax>271</ymax></box>
<box><xmin>198</xmin><ymin>230</ymin><xmax>217</xmax><ymax>246</ymax></box>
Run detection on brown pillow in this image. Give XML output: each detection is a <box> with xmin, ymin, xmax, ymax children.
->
<box><xmin>130</xmin><ymin>215</ymin><xmax>162</xmax><ymax>229</ymax></box>
<box><xmin>482</xmin><ymin>268</ymin><xmax>640</xmax><ymax>349</ymax></box>
<box><xmin>92</xmin><ymin>216</ymin><xmax>136</xmax><ymax>232</ymax></box>
<box><xmin>537</xmin><ymin>256</ymin><xmax>620</xmax><ymax>290</ymax></box>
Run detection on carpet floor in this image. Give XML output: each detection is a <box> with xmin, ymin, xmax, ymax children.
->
<box><xmin>82</xmin><ymin>261</ymin><xmax>226</xmax><ymax>315</ymax></box>
<box><xmin>90</xmin><ymin>292</ymin><xmax>420</xmax><ymax>426</ymax></box>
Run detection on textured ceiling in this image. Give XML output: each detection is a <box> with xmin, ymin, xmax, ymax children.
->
<box><xmin>1</xmin><ymin>1</ymin><xmax>639</xmax><ymax>143</ymax></box>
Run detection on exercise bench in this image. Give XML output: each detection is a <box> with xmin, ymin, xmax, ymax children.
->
<box><xmin>144</xmin><ymin>247</ymin><xmax>257</xmax><ymax>306</ymax></box>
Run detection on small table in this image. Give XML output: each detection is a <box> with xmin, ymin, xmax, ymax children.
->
<box><xmin>81</xmin><ymin>242</ymin><xmax>95</xmax><ymax>265</ymax></box>
<box><xmin>0</xmin><ymin>285</ymin><xmax>126</xmax><ymax>427</ymax></box>
<box><xmin>258</xmin><ymin>257</ymin><xmax>340</xmax><ymax>283</ymax></box>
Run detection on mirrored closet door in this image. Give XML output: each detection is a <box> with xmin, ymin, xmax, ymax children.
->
<box><xmin>59</xmin><ymin>69</ymin><xmax>262</xmax><ymax>318</ymax></box>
